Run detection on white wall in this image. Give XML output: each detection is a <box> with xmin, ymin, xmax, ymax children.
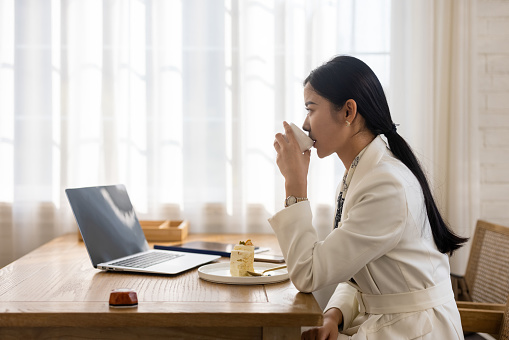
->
<box><xmin>478</xmin><ymin>0</ymin><xmax>509</xmax><ymax>227</ymax></box>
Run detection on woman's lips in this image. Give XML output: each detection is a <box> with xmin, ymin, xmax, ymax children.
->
<box><xmin>309</xmin><ymin>134</ymin><xmax>316</xmax><ymax>147</ymax></box>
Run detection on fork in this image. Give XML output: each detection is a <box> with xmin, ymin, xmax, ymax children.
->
<box><xmin>247</xmin><ymin>265</ymin><xmax>287</xmax><ymax>276</ymax></box>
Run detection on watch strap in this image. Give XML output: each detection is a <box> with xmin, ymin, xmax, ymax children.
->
<box><xmin>285</xmin><ymin>196</ymin><xmax>308</xmax><ymax>208</ymax></box>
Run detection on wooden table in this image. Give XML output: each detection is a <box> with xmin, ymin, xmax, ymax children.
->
<box><xmin>0</xmin><ymin>233</ymin><xmax>323</xmax><ymax>339</ymax></box>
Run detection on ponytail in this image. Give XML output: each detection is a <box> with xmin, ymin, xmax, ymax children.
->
<box><xmin>385</xmin><ymin>131</ymin><xmax>468</xmax><ymax>255</ymax></box>
<box><xmin>305</xmin><ymin>55</ymin><xmax>468</xmax><ymax>255</ymax></box>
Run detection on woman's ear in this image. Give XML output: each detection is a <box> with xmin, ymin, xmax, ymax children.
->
<box><xmin>345</xmin><ymin>99</ymin><xmax>358</xmax><ymax>121</ymax></box>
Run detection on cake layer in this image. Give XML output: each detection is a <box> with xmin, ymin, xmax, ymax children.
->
<box><xmin>230</xmin><ymin>244</ymin><xmax>255</xmax><ymax>277</ymax></box>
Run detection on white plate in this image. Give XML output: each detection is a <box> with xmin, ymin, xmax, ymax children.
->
<box><xmin>198</xmin><ymin>262</ymin><xmax>289</xmax><ymax>285</ymax></box>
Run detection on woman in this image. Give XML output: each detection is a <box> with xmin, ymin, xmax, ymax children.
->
<box><xmin>270</xmin><ymin>56</ymin><xmax>467</xmax><ymax>340</ymax></box>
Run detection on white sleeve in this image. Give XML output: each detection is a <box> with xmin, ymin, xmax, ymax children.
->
<box><xmin>268</xmin><ymin>171</ymin><xmax>407</xmax><ymax>293</ymax></box>
<box><xmin>324</xmin><ymin>283</ymin><xmax>359</xmax><ymax>330</ymax></box>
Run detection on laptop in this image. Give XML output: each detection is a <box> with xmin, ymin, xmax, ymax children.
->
<box><xmin>66</xmin><ymin>184</ymin><xmax>220</xmax><ymax>275</ymax></box>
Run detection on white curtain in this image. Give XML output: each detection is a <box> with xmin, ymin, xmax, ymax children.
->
<box><xmin>390</xmin><ymin>0</ymin><xmax>479</xmax><ymax>275</ymax></box>
<box><xmin>0</xmin><ymin>0</ymin><xmax>391</xmax><ymax>267</ymax></box>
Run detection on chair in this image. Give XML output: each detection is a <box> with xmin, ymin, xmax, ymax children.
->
<box><xmin>455</xmin><ymin>220</ymin><xmax>509</xmax><ymax>338</ymax></box>
<box><xmin>457</xmin><ymin>296</ymin><xmax>509</xmax><ymax>338</ymax></box>
<box><xmin>502</xmin><ymin>304</ymin><xmax>509</xmax><ymax>340</ymax></box>
<box><xmin>458</xmin><ymin>300</ymin><xmax>505</xmax><ymax>336</ymax></box>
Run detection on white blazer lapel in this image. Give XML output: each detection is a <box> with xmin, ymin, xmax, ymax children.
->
<box><xmin>340</xmin><ymin>136</ymin><xmax>389</xmax><ymax>221</ymax></box>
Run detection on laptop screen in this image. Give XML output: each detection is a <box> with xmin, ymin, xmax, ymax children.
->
<box><xmin>66</xmin><ymin>185</ymin><xmax>149</xmax><ymax>267</ymax></box>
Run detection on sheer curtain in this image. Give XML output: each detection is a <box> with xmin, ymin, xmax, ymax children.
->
<box><xmin>390</xmin><ymin>0</ymin><xmax>479</xmax><ymax>275</ymax></box>
<box><xmin>0</xmin><ymin>0</ymin><xmax>391</xmax><ymax>267</ymax></box>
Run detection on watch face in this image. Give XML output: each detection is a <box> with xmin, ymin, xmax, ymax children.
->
<box><xmin>287</xmin><ymin>196</ymin><xmax>297</xmax><ymax>205</ymax></box>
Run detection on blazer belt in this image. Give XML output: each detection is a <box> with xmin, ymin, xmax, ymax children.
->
<box><xmin>354</xmin><ymin>280</ymin><xmax>455</xmax><ymax>314</ymax></box>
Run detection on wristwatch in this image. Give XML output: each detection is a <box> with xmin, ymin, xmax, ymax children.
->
<box><xmin>285</xmin><ymin>195</ymin><xmax>308</xmax><ymax>207</ymax></box>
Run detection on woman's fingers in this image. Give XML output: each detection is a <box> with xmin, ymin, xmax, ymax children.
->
<box><xmin>301</xmin><ymin>327</ymin><xmax>318</xmax><ymax>340</ymax></box>
<box><xmin>276</xmin><ymin>122</ymin><xmax>301</xmax><ymax>153</ymax></box>
<box><xmin>274</xmin><ymin>139</ymin><xmax>280</xmax><ymax>152</ymax></box>
<box><xmin>275</xmin><ymin>132</ymin><xmax>286</xmax><ymax>144</ymax></box>
<box><xmin>274</xmin><ymin>132</ymin><xmax>286</xmax><ymax>152</ymax></box>
<box><xmin>283</xmin><ymin>121</ymin><xmax>298</xmax><ymax>145</ymax></box>
<box><xmin>274</xmin><ymin>122</ymin><xmax>311</xmax><ymax>188</ymax></box>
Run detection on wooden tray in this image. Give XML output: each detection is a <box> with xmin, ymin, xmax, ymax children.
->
<box><xmin>139</xmin><ymin>220</ymin><xmax>189</xmax><ymax>242</ymax></box>
<box><xmin>77</xmin><ymin>220</ymin><xmax>189</xmax><ymax>242</ymax></box>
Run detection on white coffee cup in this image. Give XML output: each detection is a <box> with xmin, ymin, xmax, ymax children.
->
<box><xmin>283</xmin><ymin>122</ymin><xmax>314</xmax><ymax>152</ymax></box>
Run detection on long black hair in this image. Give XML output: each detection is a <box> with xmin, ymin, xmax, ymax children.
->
<box><xmin>304</xmin><ymin>55</ymin><xmax>467</xmax><ymax>255</ymax></box>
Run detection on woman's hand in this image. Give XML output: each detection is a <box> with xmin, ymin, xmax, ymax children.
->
<box><xmin>301</xmin><ymin>308</ymin><xmax>342</xmax><ymax>340</ymax></box>
<box><xmin>274</xmin><ymin>121</ymin><xmax>311</xmax><ymax>198</ymax></box>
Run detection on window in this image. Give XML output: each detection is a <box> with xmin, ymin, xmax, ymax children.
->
<box><xmin>0</xmin><ymin>0</ymin><xmax>391</xmax><ymax>265</ymax></box>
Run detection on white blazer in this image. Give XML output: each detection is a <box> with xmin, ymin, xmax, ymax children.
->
<box><xmin>268</xmin><ymin>136</ymin><xmax>463</xmax><ymax>340</ymax></box>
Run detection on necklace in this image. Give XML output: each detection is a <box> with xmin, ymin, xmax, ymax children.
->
<box><xmin>334</xmin><ymin>147</ymin><xmax>367</xmax><ymax>229</ymax></box>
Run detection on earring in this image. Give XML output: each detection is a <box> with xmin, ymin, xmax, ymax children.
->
<box><xmin>346</xmin><ymin>121</ymin><xmax>351</xmax><ymax>127</ymax></box>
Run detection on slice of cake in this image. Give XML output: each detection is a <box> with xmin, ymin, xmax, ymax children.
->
<box><xmin>230</xmin><ymin>239</ymin><xmax>255</xmax><ymax>277</ymax></box>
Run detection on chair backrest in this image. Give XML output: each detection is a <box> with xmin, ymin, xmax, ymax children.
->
<box><xmin>502</xmin><ymin>301</ymin><xmax>509</xmax><ymax>340</ymax></box>
<box><xmin>465</xmin><ymin>220</ymin><xmax>509</xmax><ymax>304</ymax></box>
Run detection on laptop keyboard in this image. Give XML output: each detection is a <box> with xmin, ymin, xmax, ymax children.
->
<box><xmin>110</xmin><ymin>251</ymin><xmax>183</xmax><ymax>269</ymax></box>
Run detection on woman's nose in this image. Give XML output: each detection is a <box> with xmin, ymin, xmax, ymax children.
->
<box><xmin>302</xmin><ymin>116</ymin><xmax>310</xmax><ymax>132</ymax></box>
